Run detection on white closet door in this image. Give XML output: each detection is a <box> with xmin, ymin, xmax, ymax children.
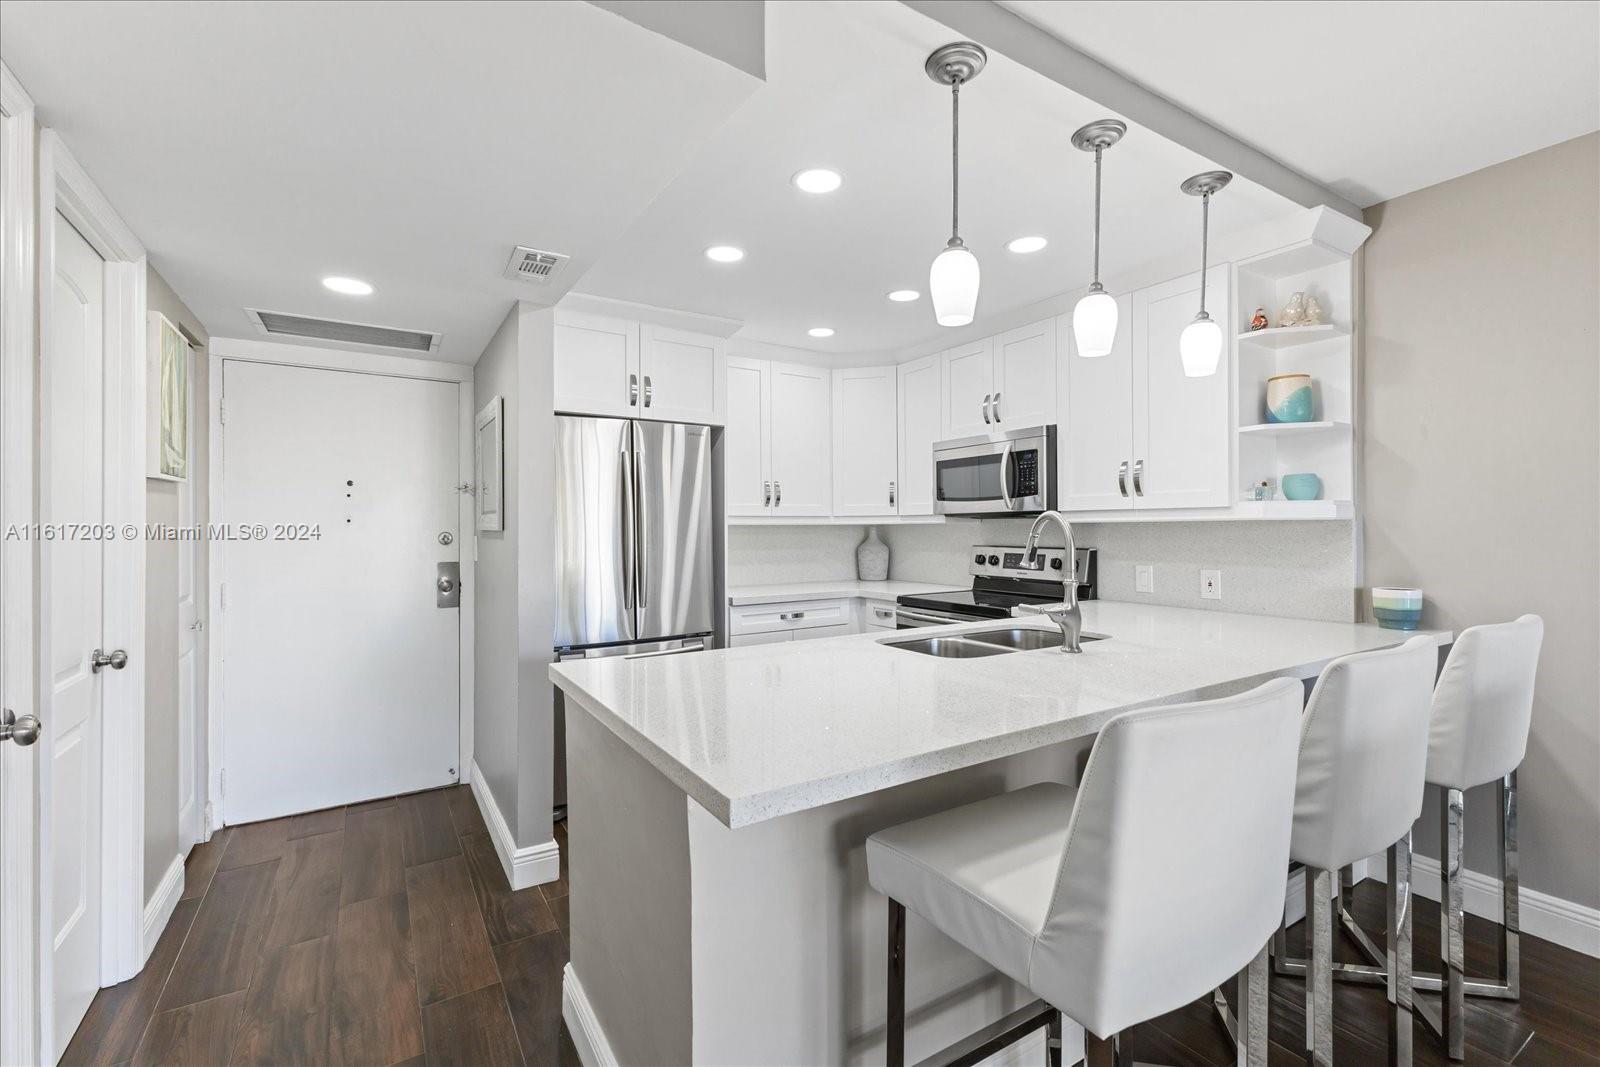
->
<box><xmin>1060</xmin><ymin>298</ymin><xmax>1135</xmax><ymax>511</ymax></box>
<box><xmin>831</xmin><ymin>366</ymin><xmax>898</xmax><ymax>516</ymax></box>
<box><xmin>767</xmin><ymin>362</ymin><xmax>831</xmax><ymax>516</ymax></box>
<box><xmin>896</xmin><ymin>354</ymin><xmax>943</xmax><ymax>516</ymax></box>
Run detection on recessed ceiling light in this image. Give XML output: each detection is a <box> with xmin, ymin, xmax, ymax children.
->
<box><xmin>808</xmin><ymin>327</ymin><xmax>835</xmax><ymax>338</ymax></box>
<box><xmin>1006</xmin><ymin>236</ymin><xmax>1048</xmax><ymax>255</ymax></box>
<box><xmin>792</xmin><ymin>168</ymin><xmax>843</xmax><ymax>194</ymax></box>
<box><xmin>322</xmin><ymin>276</ymin><xmax>374</xmax><ymax>296</ymax></box>
<box><xmin>705</xmin><ymin>245</ymin><xmax>745</xmax><ymax>263</ymax></box>
<box><xmin>887</xmin><ymin>289</ymin><xmax>921</xmax><ymax>302</ymax></box>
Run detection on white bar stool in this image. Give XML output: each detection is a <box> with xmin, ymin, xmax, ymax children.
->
<box><xmin>1420</xmin><ymin>614</ymin><xmax>1543</xmax><ymax>1059</ymax></box>
<box><xmin>1264</xmin><ymin>636</ymin><xmax>1438</xmax><ymax>1066</ymax></box>
<box><xmin>867</xmin><ymin>678</ymin><xmax>1304</xmax><ymax>1067</ymax></box>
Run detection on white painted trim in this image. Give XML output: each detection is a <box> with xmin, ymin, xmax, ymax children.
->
<box><xmin>38</xmin><ymin>129</ymin><xmax>149</xmax><ymax>1009</ymax></box>
<box><xmin>0</xmin><ymin>59</ymin><xmax>39</xmax><ymax>1067</ymax></box>
<box><xmin>469</xmin><ymin>760</ymin><xmax>559</xmax><ymax>891</ymax></box>
<box><xmin>140</xmin><ymin>854</ymin><xmax>185</xmax><ymax>966</ymax></box>
<box><xmin>209</xmin><ymin>335</ymin><xmax>471</xmax><ymax>382</ymax></box>
<box><xmin>206</xmin><ymin>342</ymin><xmax>475</xmax><ymax>827</ymax></box>
<box><xmin>562</xmin><ymin>963</ymin><xmax>620</xmax><ymax>1067</ymax></box>
<box><xmin>557</xmin><ymin>291</ymin><xmax>743</xmax><ymax>340</ymax></box>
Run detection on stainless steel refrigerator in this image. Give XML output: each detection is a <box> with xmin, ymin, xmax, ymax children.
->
<box><xmin>554</xmin><ymin>415</ymin><xmax>716</xmax><ymax>656</ymax></box>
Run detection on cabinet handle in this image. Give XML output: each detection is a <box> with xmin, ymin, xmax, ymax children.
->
<box><xmin>779</xmin><ymin>611</ymin><xmax>806</xmax><ymax>621</ymax></box>
<box><xmin>1117</xmin><ymin>460</ymin><xmax>1129</xmax><ymax>498</ymax></box>
<box><xmin>889</xmin><ymin>481</ymin><xmax>896</xmax><ymax>506</ymax></box>
<box><xmin>981</xmin><ymin>393</ymin><xmax>991</xmax><ymax>425</ymax></box>
<box><xmin>775</xmin><ymin>481</ymin><xmax>782</xmax><ymax>507</ymax></box>
<box><xmin>643</xmin><ymin>375</ymin><xmax>653</xmax><ymax>408</ymax></box>
<box><xmin>763</xmin><ymin>481</ymin><xmax>772</xmax><ymax>507</ymax></box>
<box><xmin>629</xmin><ymin>373</ymin><xmax>639</xmax><ymax>406</ymax></box>
<box><xmin>1133</xmin><ymin>459</ymin><xmax>1145</xmax><ymax>497</ymax></box>
<box><xmin>874</xmin><ymin>607</ymin><xmax>894</xmax><ymax>620</ymax></box>
<box><xmin>992</xmin><ymin>392</ymin><xmax>1002</xmax><ymax>422</ymax></box>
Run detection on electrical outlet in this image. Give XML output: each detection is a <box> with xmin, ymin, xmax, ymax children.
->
<box><xmin>1135</xmin><ymin>565</ymin><xmax>1154</xmax><ymax>594</ymax></box>
<box><xmin>1201</xmin><ymin>569</ymin><xmax>1222</xmax><ymax>600</ymax></box>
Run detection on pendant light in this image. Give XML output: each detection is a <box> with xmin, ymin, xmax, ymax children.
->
<box><xmin>1178</xmin><ymin>170</ymin><xmax>1232</xmax><ymax>377</ymax></box>
<box><xmin>925</xmin><ymin>42</ymin><xmax>986</xmax><ymax>328</ymax></box>
<box><xmin>1070</xmin><ymin>119</ymin><xmax>1126</xmax><ymax>358</ymax></box>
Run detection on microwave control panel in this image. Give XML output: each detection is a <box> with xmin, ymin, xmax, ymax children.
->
<box><xmin>1011</xmin><ymin>448</ymin><xmax>1039</xmax><ymax>497</ymax></box>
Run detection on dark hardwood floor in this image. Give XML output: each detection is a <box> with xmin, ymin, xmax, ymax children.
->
<box><xmin>61</xmin><ymin>787</ymin><xmax>577</xmax><ymax>1067</ymax></box>
<box><xmin>66</xmin><ymin>787</ymin><xmax>1596</xmax><ymax>1066</ymax></box>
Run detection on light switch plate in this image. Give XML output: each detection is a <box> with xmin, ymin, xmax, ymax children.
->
<box><xmin>1201</xmin><ymin>569</ymin><xmax>1222</xmax><ymax>600</ymax></box>
<box><xmin>1135</xmin><ymin>565</ymin><xmax>1154</xmax><ymax>594</ymax></box>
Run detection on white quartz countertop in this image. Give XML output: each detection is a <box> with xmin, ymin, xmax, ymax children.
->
<box><xmin>550</xmin><ymin>602</ymin><xmax>1450</xmax><ymax>829</ymax></box>
<box><xmin>726</xmin><ymin>579</ymin><xmax>963</xmax><ymax>606</ymax></box>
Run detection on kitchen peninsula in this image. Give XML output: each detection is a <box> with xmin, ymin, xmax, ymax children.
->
<box><xmin>550</xmin><ymin>602</ymin><xmax>1449</xmax><ymax>1065</ymax></box>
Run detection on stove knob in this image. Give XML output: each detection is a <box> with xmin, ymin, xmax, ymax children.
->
<box><xmin>987</xmin><ymin>554</ymin><xmax>1000</xmax><ymax>566</ymax></box>
<box><xmin>1050</xmin><ymin>557</ymin><xmax>1064</xmax><ymax>570</ymax></box>
<box><xmin>974</xmin><ymin>554</ymin><xmax>985</xmax><ymax>565</ymax></box>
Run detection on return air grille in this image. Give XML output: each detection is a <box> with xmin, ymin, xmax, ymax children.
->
<box><xmin>246</xmin><ymin>309</ymin><xmax>441</xmax><ymax>353</ymax></box>
<box><xmin>504</xmin><ymin>245</ymin><xmax>570</xmax><ymax>284</ymax></box>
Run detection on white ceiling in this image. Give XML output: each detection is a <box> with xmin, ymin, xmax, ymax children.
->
<box><xmin>574</xmin><ymin>0</ymin><xmax>1300</xmax><ymax>355</ymax></box>
<box><xmin>998</xmin><ymin>0</ymin><xmax>1600</xmax><ymax>209</ymax></box>
<box><xmin>0</xmin><ymin>1</ymin><xmax>758</xmax><ymax>363</ymax></box>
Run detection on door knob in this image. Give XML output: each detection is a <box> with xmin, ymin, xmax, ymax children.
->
<box><xmin>438</xmin><ymin>576</ymin><xmax>456</xmax><ymax>594</ymax></box>
<box><xmin>1</xmin><ymin>708</ymin><xmax>41</xmax><ymax>746</ymax></box>
<box><xmin>91</xmin><ymin>648</ymin><xmax>128</xmax><ymax>673</ymax></box>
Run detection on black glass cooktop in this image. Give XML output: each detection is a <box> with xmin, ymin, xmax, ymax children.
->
<box><xmin>896</xmin><ymin>587</ymin><xmax>1061</xmax><ymax>620</ymax></box>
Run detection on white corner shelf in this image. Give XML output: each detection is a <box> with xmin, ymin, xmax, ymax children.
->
<box><xmin>1238</xmin><ymin>420</ymin><xmax>1350</xmax><ymax>437</ymax></box>
<box><xmin>1231</xmin><ymin>500</ymin><xmax>1353</xmax><ymax>520</ymax></box>
<box><xmin>1236</xmin><ymin>324</ymin><xmax>1347</xmax><ymax>349</ymax></box>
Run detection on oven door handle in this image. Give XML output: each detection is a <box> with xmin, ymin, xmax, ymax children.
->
<box><xmin>895</xmin><ymin>607</ymin><xmax>978</xmax><ymax>627</ymax></box>
<box><xmin>999</xmin><ymin>441</ymin><xmax>1015</xmax><ymax>510</ymax></box>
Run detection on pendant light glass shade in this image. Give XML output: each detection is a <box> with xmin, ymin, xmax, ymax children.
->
<box><xmin>1072</xmin><ymin>287</ymin><xmax>1118</xmax><ymax>357</ymax></box>
<box><xmin>931</xmin><ymin>241</ymin><xmax>980</xmax><ymax>327</ymax></box>
<box><xmin>1179</xmin><ymin>314</ymin><xmax>1222</xmax><ymax>377</ymax></box>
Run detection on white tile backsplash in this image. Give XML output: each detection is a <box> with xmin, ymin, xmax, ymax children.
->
<box><xmin>727</xmin><ymin>525</ymin><xmax>871</xmax><ymax>586</ymax></box>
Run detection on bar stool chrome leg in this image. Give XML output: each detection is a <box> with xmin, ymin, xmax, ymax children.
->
<box><xmin>1499</xmin><ymin>770</ymin><xmax>1521</xmax><ymax>1000</ymax></box>
<box><xmin>1305</xmin><ymin>868</ymin><xmax>1335</xmax><ymax>1066</ymax></box>
<box><xmin>1386</xmin><ymin>832</ymin><xmax>1414</xmax><ymax>1067</ymax></box>
<box><xmin>1440</xmin><ymin>787</ymin><xmax>1467</xmax><ymax>1060</ymax></box>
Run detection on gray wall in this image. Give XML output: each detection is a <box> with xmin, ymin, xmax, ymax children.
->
<box><xmin>143</xmin><ymin>266</ymin><xmax>207</xmax><ymax>902</ymax></box>
<box><xmin>883</xmin><ymin>518</ymin><xmax>1359</xmax><ymax>622</ymax></box>
<box><xmin>1362</xmin><ymin>133</ymin><xmax>1599</xmax><ymax>909</ymax></box>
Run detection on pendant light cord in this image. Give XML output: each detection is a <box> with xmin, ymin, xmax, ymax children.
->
<box><xmin>1092</xmin><ymin>145</ymin><xmax>1103</xmax><ymax>286</ymax></box>
<box><xmin>950</xmin><ymin>75</ymin><xmax>962</xmax><ymax>242</ymax></box>
<box><xmin>1198</xmin><ymin>191</ymin><xmax>1210</xmax><ymax>315</ymax></box>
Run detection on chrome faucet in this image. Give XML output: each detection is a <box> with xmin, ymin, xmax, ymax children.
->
<box><xmin>1020</xmin><ymin>510</ymin><xmax>1083</xmax><ymax>653</ymax></box>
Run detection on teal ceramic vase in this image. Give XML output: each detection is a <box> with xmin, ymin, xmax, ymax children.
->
<box><xmin>1281</xmin><ymin>473</ymin><xmax>1321</xmax><ymax>500</ymax></box>
<box><xmin>1266</xmin><ymin>372</ymin><xmax>1314</xmax><ymax>423</ymax></box>
<box><xmin>1372</xmin><ymin>587</ymin><xmax>1423</xmax><ymax>630</ymax></box>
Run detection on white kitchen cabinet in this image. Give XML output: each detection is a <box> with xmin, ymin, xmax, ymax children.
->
<box><xmin>725</xmin><ymin>358</ymin><xmax>831</xmax><ymax>518</ymax></box>
<box><xmin>554</xmin><ymin>311</ymin><xmax>638</xmax><ymax>418</ymax></box>
<box><xmin>942</xmin><ymin>338</ymin><xmax>994</xmax><ymax>438</ymax></box>
<box><xmin>793</xmin><ymin>621</ymin><xmax>854</xmax><ymax>642</ymax></box>
<box><xmin>729</xmin><ymin>630</ymin><xmax>792</xmax><ymax>648</ymax></box>
<box><xmin>897</xmin><ymin>354</ymin><xmax>943</xmax><ymax>516</ymax></box>
<box><xmin>832</xmin><ymin>366</ymin><xmax>899</xmax><ymax>516</ymax></box>
<box><xmin>728</xmin><ymin>598</ymin><xmax>853</xmax><ymax>639</ymax></box>
<box><xmin>1060</xmin><ymin>269</ymin><xmax>1230</xmax><ymax>512</ymax></box>
<box><xmin>860</xmin><ymin>599</ymin><xmax>899</xmax><ymax>630</ymax></box>
<box><xmin>992</xmin><ymin>319</ymin><xmax>1057</xmax><ymax>429</ymax></box>
<box><xmin>641</xmin><ymin>325</ymin><xmax>724</xmax><ymax>424</ymax></box>
<box><xmin>1132</xmin><ymin>268</ymin><xmax>1231</xmax><ymax>509</ymax></box>
<box><xmin>554</xmin><ymin>312</ymin><xmax>724</xmax><ymax>424</ymax></box>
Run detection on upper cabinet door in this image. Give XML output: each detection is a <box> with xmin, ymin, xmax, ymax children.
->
<box><xmin>942</xmin><ymin>338</ymin><xmax>995</xmax><ymax>439</ymax></box>
<box><xmin>897</xmin><ymin>354</ymin><xmax>943</xmax><ymax>516</ymax></box>
<box><xmin>832</xmin><ymin>366</ymin><xmax>899</xmax><ymax>516</ymax></box>
<box><xmin>991</xmin><ymin>319</ymin><xmax>1056</xmax><ymax>429</ymax></box>
<box><xmin>724</xmin><ymin>356</ymin><xmax>770</xmax><ymax>517</ymax></box>
<box><xmin>554</xmin><ymin>312</ymin><xmax>639</xmax><ymax>418</ymax></box>
<box><xmin>1060</xmin><ymin>299</ymin><xmax>1136</xmax><ymax>511</ymax></box>
<box><xmin>1132</xmin><ymin>266</ymin><xmax>1232</xmax><ymax>510</ymax></box>
<box><xmin>767</xmin><ymin>361</ymin><xmax>832</xmax><ymax>516</ymax></box>
<box><xmin>640</xmin><ymin>325</ymin><xmax>724</xmax><ymax>425</ymax></box>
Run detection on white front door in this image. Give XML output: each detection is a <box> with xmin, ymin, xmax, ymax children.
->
<box><xmin>47</xmin><ymin>211</ymin><xmax>106</xmax><ymax>1058</ymax></box>
<box><xmin>176</xmin><ymin>343</ymin><xmax>200</xmax><ymax>851</ymax></box>
<box><xmin>221</xmin><ymin>360</ymin><xmax>460</xmax><ymax>824</ymax></box>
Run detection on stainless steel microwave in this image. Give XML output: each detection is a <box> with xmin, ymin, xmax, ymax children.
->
<box><xmin>933</xmin><ymin>425</ymin><xmax>1056</xmax><ymax>516</ymax></box>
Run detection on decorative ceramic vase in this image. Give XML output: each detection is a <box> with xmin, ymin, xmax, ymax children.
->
<box><xmin>1281</xmin><ymin>473</ymin><xmax>1322</xmax><ymax>500</ymax></box>
<box><xmin>1372</xmin><ymin>587</ymin><xmax>1424</xmax><ymax>630</ymax></box>
<box><xmin>856</xmin><ymin>526</ymin><xmax>889</xmax><ymax>581</ymax></box>
<box><xmin>1266</xmin><ymin>372</ymin><xmax>1314</xmax><ymax>423</ymax></box>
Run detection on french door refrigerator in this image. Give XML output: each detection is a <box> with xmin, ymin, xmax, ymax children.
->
<box><xmin>554</xmin><ymin>415</ymin><xmax>715</xmax><ymax>658</ymax></box>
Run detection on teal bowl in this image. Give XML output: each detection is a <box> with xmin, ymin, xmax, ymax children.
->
<box><xmin>1281</xmin><ymin>473</ymin><xmax>1322</xmax><ymax>500</ymax></box>
<box><xmin>1374</xmin><ymin>606</ymin><xmax>1423</xmax><ymax>631</ymax></box>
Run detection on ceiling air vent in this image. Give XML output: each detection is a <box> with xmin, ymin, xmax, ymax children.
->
<box><xmin>245</xmin><ymin>309</ymin><xmax>442</xmax><ymax>353</ymax></box>
<box><xmin>505</xmin><ymin>245</ymin><xmax>570</xmax><ymax>284</ymax></box>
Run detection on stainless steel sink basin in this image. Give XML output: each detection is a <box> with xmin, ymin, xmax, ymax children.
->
<box><xmin>882</xmin><ymin>636</ymin><xmax>1014</xmax><ymax>659</ymax></box>
<box><xmin>963</xmin><ymin>627</ymin><xmax>1107</xmax><ymax>651</ymax></box>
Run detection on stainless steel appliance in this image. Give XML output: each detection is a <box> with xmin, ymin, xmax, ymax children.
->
<box><xmin>932</xmin><ymin>425</ymin><xmax>1056</xmax><ymax>516</ymax></box>
<box><xmin>895</xmin><ymin>544</ymin><xmax>1096</xmax><ymax>629</ymax></box>
<box><xmin>554</xmin><ymin>415</ymin><xmax>716</xmax><ymax>657</ymax></box>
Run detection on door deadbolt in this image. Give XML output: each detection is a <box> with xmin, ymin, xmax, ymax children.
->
<box><xmin>91</xmin><ymin>648</ymin><xmax>128</xmax><ymax>673</ymax></box>
<box><xmin>438</xmin><ymin>531</ymin><xmax>453</xmax><ymax>546</ymax></box>
<box><xmin>1</xmin><ymin>708</ymin><xmax>41</xmax><ymax>746</ymax></box>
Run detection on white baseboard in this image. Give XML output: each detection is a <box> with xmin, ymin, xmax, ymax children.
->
<box><xmin>141</xmin><ymin>853</ymin><xmax>185</xmax><ymax>965</ymax></box>
<box><xmin>468</xmin><ymin>759</ymin><xmax>560</xmax><ymax>891</ymax></box>
<box><xmin>563</xmin><ymin>963</ymin><xmax>620</xmax><ymax>1067</ymax></box>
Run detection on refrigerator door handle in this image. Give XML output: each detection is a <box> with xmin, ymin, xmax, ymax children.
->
<box><xmin>633</xmin><ymin>444</ymin><xmax>648</xmax><ymax>609</ymax></box>
<box><xmin>619</xmin><ymin>446</ymin><xmax>634</xmax><ymax>609</ymax></box>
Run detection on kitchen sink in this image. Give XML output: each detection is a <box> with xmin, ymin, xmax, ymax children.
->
<box><xmin>963</xmin><ymin>627</ymin><xmax>1107</xmax><ymax>651</ymax></box>
<box><xmin>882</xmin><ymin>636</ymin><xmax>1013</xmax><ymax>659</ymax></box>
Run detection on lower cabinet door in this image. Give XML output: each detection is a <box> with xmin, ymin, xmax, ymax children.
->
<box><xmin>730</xmin><ymin>630</ymin><xmax>794</xmax><ymax>648</ymax></box>
<box><xmin>792</xmin><ymin>621</ymin><xmax>853</xmax><ymax>642</ymax></box>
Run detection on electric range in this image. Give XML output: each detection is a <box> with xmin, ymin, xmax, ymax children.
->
<box><xmin>894</xmin><ymin>545</ymin><xmax>1097</xmax><ymax>628</ymax></box>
